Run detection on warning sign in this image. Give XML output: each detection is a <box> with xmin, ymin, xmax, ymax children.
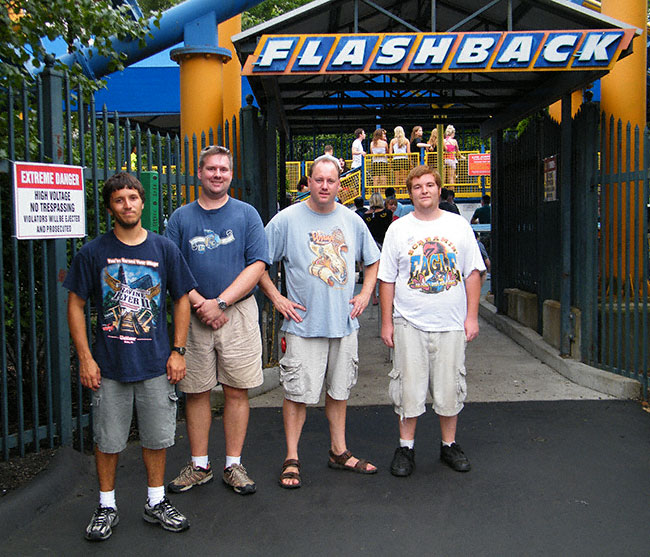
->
<box><xmin>467</xmin><ymin>153</ymin><xmax>491</xmax><ymax>176</ymax></box>
<box><xmin>13</xmin><ymin>161</ymin><xmax>86</xmax><ymax>240</ymax></box>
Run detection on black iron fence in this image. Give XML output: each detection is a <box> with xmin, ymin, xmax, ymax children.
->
<box><xmin>0</xmin><ymin>68</ymin><xmax>269</xmax><ymax>460</ymax></box>
<box><xmin>494</xmin><ymin>104</ymin><xmax>648</xmax><ymax>398</ymax></box>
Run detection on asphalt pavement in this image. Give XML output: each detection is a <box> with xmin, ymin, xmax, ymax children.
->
<box><xmin>2</xmin><ymin>300</ymin><xmax>649</xmax><ymax>556</ymax></box>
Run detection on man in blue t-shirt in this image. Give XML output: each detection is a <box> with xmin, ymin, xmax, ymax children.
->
<box><xmin>64</xmin><ymin>172</ymin><xmax>196</xmax><ymax>541</ymax></box>
<box><xmin>165</xmin><ymin>145</ymin><xmax>269</xmax><ymax>496</ymax></box>
<box><xmin>259</xmin><ymin>156</ymin><xmax>380</xmax><ymax>489</ymax></box>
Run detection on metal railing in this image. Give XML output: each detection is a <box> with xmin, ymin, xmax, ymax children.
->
<box><xmin>286</xmin><ymin>151</ymin><xmax>490</xmax><ymax>203</ymax></box>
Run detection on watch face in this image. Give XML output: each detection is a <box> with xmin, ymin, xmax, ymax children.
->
<box><xmin>173</xmin><ymin>346</ymin><xmax>186</xmax><ymax>356</ymax></box>
<box><xmin>217</xmin><ymin>298</ymin><xmax>227</xmax><ymax>310</ymax></box>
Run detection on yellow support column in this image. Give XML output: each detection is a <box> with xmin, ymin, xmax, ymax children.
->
<box><xmin>219</xmin><ymin>15</ymin><xmax>243</xmax><ymax>177</ymax></box>
<box><xmin>171</xmin><ymin>45</ymin><xmax>232</xmax><ymax>174</ymax></box>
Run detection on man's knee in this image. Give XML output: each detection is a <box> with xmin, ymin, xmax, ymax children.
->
<box><xmin>222</xmin><ymin>384</ymin><xmax>249</xmax><ymax>402</ymax></box>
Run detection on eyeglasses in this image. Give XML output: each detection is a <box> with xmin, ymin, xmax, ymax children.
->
<box><xmin>200</xmin><ymin>145</ymin><xmax>230</xmax><ymax>154</ymax></box>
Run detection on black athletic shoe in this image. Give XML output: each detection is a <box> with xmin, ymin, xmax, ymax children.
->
<box><xmin>440</xmin><ymin>442</ymin><xmax>471</xmax><ymax>472</ymax></box>
<box><xmin>390</xmin><ymin>446</ymin><xmax>415</xmax><ymax>477</ymax></box>
<box><xmin>85</xmin><ymin>505</ymin><xmax>119</xmax><ymax>541</ymax></box>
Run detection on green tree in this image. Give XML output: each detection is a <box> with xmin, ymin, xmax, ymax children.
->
<box><xmin>242</xmin><ymin>0</ymin><xmax>311</xmax><ymax>30</ymax></box>
<box><xmin>0</xmin><ymin>0</ymin><xmax>158</xmax><ymax>90</ymax></box>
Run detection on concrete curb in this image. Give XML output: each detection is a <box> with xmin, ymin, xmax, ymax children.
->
<box><xmin>0</xmin><ymin>446</ymin><xmax>91</xmax><ymax>539</ymax></box>
<box><xmin>210</xmin><ymin>365</ymin><xmax>280</xmax><ymax>407</ymax></box>
<box><xmin>479</xmin><ymin>300</ymin><xmax>641</xmax><ymax>400</ymax></box>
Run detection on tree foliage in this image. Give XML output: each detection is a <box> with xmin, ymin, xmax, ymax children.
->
<box><xmin>242</xmin><ymin>0</ymin><xmax>312</xmax><ymax>30</ymax></box>
<box><xmin>0</xmin><ymin>0</ymin><xmax>158</xmax><ymax>90</ymax></box>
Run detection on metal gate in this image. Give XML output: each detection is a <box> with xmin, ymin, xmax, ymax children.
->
<box><xmin>494</xmin><ymin>103</ymin><xmax>648</xmax><ymax>398</ymax></box>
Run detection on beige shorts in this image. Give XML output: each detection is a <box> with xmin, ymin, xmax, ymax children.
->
<box><xmin>279</xmin><ymin>331</ymin><xmax>359</xmax><ymax>405</ymax></box>
<box><xmin>179</xmin><ymin>295</ymin><xmax>263</xmax><ymax>393</ymax></box>
<box><xmin>389</xmin><ymin>318</ymin><xmax>467</xmax><ymax>419</ymax></box>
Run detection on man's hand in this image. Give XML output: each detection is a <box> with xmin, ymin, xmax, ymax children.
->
<box><xmin>380</xmin><ymin>322</ymin><xmax>394</xmax><ymax>348</ymax></box>
<box><xmin>79</xmin><ymin>356</ymin><xmax>102</xmax><ymax>391</ymax></box>
<box><xmin>464</xmin><ymin>315</ymin><xmax>479</xmax><ymax>342</ymax></box>
<box><xmin>166</xmin><ymin>352</ymin><xmax>186</xmax><ymax>384</ymax></box>
<box><xmin>349</xmin><ymin>291</ymin><xmax>371</xmax><ymax>319</ymax></box>
<box><xmin>273</xmin><ymin>294</ymin><xmax>306</xmax><ymax>323</ymax></box>
<box><xmin>194</xmin><ymin>298</ymin><xmax>229</xmax><ymax>330</ymax></box>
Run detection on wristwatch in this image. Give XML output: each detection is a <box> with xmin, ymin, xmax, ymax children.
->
<box><xmin>216</xmin><ymin>297</ymin><xmax>228</xmax><ymax>311</ymax></box>
<box><xmin>171</xmin><ymin>346</ymin><xmax>186</xmax><ymax>356</ymax></box>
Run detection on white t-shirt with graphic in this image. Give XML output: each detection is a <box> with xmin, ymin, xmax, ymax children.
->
<box><xmin>266</xmin><ymin>202</ymin><xmax>380</xmax><ymax>338</ymax></box>
<box><xmin>378</xmin><ymin>211</ymin><xmax>485</xmax><ymax>332</ymax></box>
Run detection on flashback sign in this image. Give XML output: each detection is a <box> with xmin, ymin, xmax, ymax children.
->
<box><xmin>243</xmin><ymin>29</ymin><xmax>633</xmax><ymax>75</ymax></box>
<box><xmin>13</xmin><ymin>161</ymin><xmax>85</xmax><ymax>239</ymax></box>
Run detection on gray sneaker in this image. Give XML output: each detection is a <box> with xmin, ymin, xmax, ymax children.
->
<box><xmin>167</xmin><ymin>462</ymin><xmax>213</xmax><ymax>493</ymax></box>
<box><xmin>223</xmin><ymin>463</ymin><xmax>256</xmax><ymax>495</ymax></box>
<box><xmin>143</xmin><ymin>497</ymin><xmax>189</xmax><ymax>532</ymax></box>
<box><xmin>85</xmin><ymin>505</ymin><xmax>119</xmax><ymax>541</ymax></box>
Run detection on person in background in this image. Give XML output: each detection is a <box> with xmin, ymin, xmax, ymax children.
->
<box><xmin>385</xmin><ymin>197</ymin><xmax>399</xmax><ymax>221</ymax></box>
<box><xmin>351</xmin><ymin>129</ymin><xmax>366</xmax><ymax>170</ymax></box>
<box><xmin>389</xmin><ymin>126</ymin><xmax>410</xmax><ymax>187</ymax></box>
<box><xmin>471</xmin><ymin>195</ymin><xmax>491</xmax><ymax>225</ymax></box>
<box><xmin>424</xmin><ymin>129</ymin><xmax>438</xmax><ymax>152</ymax></box>
<box><xmin>363</xmin><ymin>192</ymin><xmax>393</xmax><ymax>305</ymax></box>
<box><xmin>443</xmin><ymin>125</ymin><xmax>465</xmax><ymax>186</ymax></box>
<box><xmin>369</xmin><ymin>129</ymin><xmax>389</xmax><ymax>191</ymax></box>
<box><xmin>385</xmin><ymin>186</ymin><xmax>414</xmax><ymax>218</ymax></box>
<box><xmin>354</xmin><ymin>196</ymin><xmax>367</xmax><ymax>219</ymax></box>
<box><xmin>324</xmin><ymin>144</ymin><xmax>346</xmax><ymax>172</ymax></box>
<box><xmin>409</xmin><ymin>126</ymin><xmax>424</xmax><ymax>157</ymax></box>
<box><xmin>439</xmin><ymin>187</ymin><xmax>460</xmax><ymax>215</ymax></box>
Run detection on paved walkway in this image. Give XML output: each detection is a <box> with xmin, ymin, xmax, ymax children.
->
<box><xmin>2</xmin><ymin>302</ymin><xmax>649</xmax><ymax>555</ymax></box>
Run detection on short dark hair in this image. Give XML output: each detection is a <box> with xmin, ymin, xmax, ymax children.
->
<box><xmin>199</xmin><ymin>145</ymin><xmax>233</xmax><ymax>170</ymax></box>
<box><xmin>406</xmin><ymin>165</ymin><xmax>441</xmax><ymax>195</ymax></box>
<box><xmin>385</xmin><ymin>187</ymin><xmax>396</xmax><ymax>198</ymax></box>
<box><xmin>482</xmin><ymin>194</ymin><xmax>491</xmax><ymax>204</ymax></box>
<box><xmin>354</xmin><ymin>128</ymin><xmax>364</xmax><ymax>138</ymax></box>
<box><xmin>102</xmin><ymin>172</ymin><xmax>145</xmax><ymax>210</ymax></box>
<box><xmin>441</xmin><ymin>187</ymin><xmax>452</xmax><ymax>201</ymax></box>
<box><xmin>354</xmin><ymin>196</ymin><xmax>365</xmax><ymax>209</ymax></box>
<box><xmin>324</xmin><ymin>144</ymin><xmax>334</xmax><ymax>153</ymax></box>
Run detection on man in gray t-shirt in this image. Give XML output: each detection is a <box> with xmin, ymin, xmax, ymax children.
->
<box><xmin>260</xmin><ymin>157</ymin><xmax>380</xmax><ymax>489</ymax></box>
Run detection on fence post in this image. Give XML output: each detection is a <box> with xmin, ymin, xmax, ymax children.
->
<box><xmin>41</xmin><ymin>58</ymin><xmax>72</xmax><ymax>446</ymax></box>
<box><xmin>239</xmin><ymin>95</ymin><xmax>263</xmax><ymax>212</ymax></box>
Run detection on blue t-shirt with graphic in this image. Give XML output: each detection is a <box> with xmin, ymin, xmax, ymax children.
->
<box><xmin>165</xmin><ymin>198</ymin><xmax>270</xmax><ymax>299</ymax></box>
<box><xmin>63</xmin><ymin>231</ymin><xmax>197</xmax><ymax>383</ymax></box>
<box><xmin>266</xmin><ymin>202</ymin><xmax>380</xmax><ymax>338</ymax></box>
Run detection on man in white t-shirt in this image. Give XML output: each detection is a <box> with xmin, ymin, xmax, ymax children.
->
<box><xmin>259</xmin><ymin>156</ymin><xmax>380</xmax><ymax>489</ymax></box>
<box><xmin>351</xmin><ymin>129</ymin><xmax>366</xmax><ymax>169</ymax></box>
<box><xmin>378</xmin><ymin>165</ymin><xmax>484</xmax><ymax>477</ymax></box>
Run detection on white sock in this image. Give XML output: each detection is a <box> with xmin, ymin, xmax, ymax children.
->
<box><xmin>191</xmin><ymin>455</ymin><xmax>209</xmax><ymax>469</ymax></box>
<box><xmin>225</xmin><ymin>455</ymin><xmax>241</xmax><ymax>468</ymax></box>
<box><xmin>99</xmin><ymin>490</ymin><xmax>116</xmax><ymax>509</ymax></box>
<box><xmin>399</xmin><ymin>438</ymin><xmax>414</xmax><ymax>450</ymax></box>
<box><xmin>442</xmin><ymin>440</ymin><xmax>454</xmax><ymax>447</ymax></box>
<box><xmin>147</xmin><ymin>485</ymin><xmax>165</xmax><ymax>506</ymax></box>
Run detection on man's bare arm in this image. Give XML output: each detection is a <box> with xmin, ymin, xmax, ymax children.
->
<box><xmin>67</xmin><ymin>292</ymin><xmax>102</xmax><ymax>391</ymax></box>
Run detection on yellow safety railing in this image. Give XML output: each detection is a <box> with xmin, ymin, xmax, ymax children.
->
<box><xmin>285</xmin><ymin>151</ymin><xmax>490</xmax><ymax>204</ymax></box>
<box><xmin>424</xmin><ymin>151</ymin><xmax>491</xmax><ymax>199</ymax></box>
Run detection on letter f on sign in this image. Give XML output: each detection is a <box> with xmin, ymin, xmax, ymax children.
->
<box><xmin>259</xmin><ymin>39</ymin><xmax>294</xmax><ymax>67</ymax></box>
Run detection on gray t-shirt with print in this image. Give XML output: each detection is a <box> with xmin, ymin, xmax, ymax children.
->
<box><xmin>266</xmin><ymin>202</ymin><xmax>380</xmax><ymax>338</ymax></box>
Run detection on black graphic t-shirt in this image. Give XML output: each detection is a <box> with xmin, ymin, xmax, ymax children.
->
<box><xmin>64</xmin><ymin>231</ymin><xmax>197</xmax><ymax>382</ymax></box>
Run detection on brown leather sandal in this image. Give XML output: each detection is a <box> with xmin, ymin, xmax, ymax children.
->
<box><xmin>327</xmin><ymin>449</ymin><xmax>377</xmax><ymax>474</ymax></box>
<box><xmin>279</xmin><ymin>458</ymin><xmax>301</xmax><ymax>489</ymax></box>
